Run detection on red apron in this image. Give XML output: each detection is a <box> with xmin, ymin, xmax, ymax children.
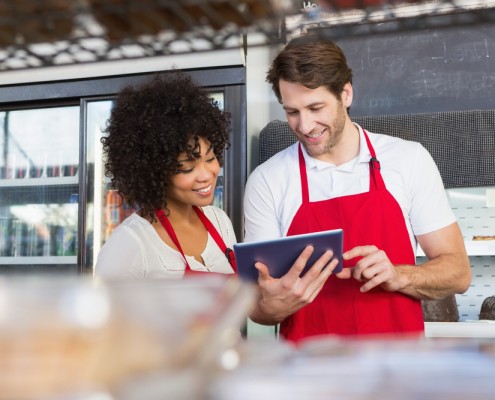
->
<box><xmin>155</xmin><ymin>206</ymin><xmax>236</xmax><ymax>276</ymax></box>
<box><xmin>280</xmin><ymin>130</ymin><xmax>424</xmax><ymax>342</ymax></box>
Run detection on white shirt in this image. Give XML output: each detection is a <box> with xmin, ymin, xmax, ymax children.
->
<box><xmin>244</xmin><ymin>124</ymin><xmax>456</xmax><ymax>252</ymax></box>
<box><xmin>94</xmin><ymin>206</ymin><xmax>236</xmax><ymax>279</ymax></box>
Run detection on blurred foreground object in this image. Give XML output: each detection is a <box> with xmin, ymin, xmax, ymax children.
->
<box><xmin>211</xmin><ymin>335</ymin><xmax>495</xmax><ymax>399</ymax></box>
<box><xmin>0</xmin><ymin>274</ymin><xmax>254</xmax><ymax>399</ymax></box>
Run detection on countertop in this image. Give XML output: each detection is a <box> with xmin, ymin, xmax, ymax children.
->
<box><xmin>425</xmin><ymin>321</ymin><xmax>495</xmax><ymax>338</ymax></box>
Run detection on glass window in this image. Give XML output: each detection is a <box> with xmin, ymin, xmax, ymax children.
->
<box><xmin>0</xmin><ymin>106</ymin><xmax>79</xmax><ymax>272</ymax></box>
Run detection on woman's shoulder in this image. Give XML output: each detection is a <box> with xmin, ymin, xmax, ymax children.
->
<box><xmin>106</xmin><ymin>213</ymin><xmax>154</xmax><ymax>243</ymax></box>
<box><xmin>201</xmin><ymin>206</ymin><xmax>235</xmax><ymax>233</ymax></box>
<box><xmin>95</xmin><ymin>213</ymin><xmax>150</xmax><ymax>278</ymax></box>
<box><xmin>201</xmin><ymin>205</ymin><xmax>229</xmax><ymax>221</ymax></box>
<box><xmin>200</xmin><ymin>205</ymin><xmax>237</xmax><ymax>247</ymax></box>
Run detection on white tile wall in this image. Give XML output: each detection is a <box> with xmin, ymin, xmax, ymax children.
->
<box><xmin>444</xmin><ymin>186</ymin><xmax>495</xmax><ymax>320</ymax></box>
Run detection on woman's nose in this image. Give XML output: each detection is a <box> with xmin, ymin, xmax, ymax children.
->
<box><xmin>196</xmin><ymin>161</ymin><xmax>216</xmax><ymax>181</ymax></box>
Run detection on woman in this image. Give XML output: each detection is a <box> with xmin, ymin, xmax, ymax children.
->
<box><xmin>94</xmin><ymin>72</ymin><xmax>236</xmax><ymax>279</ymax></box>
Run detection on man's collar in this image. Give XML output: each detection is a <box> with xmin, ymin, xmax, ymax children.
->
<box><xmin>355</xmin><ymin>123</ymin><xmax>372</xmax><ymax>164</ymax></box>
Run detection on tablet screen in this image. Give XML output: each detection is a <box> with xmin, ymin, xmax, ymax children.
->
<box><xmin>234</xmin><ymin>229</ymin><xmax>343</xmax><ymax>282</ymax></box>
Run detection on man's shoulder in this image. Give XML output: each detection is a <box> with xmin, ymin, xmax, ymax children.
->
<box><xmin>247</xmin><ymin>145</ymin><xmax>297</xmax><ymax>190</ymax></box>
<box><xmin>253</xmin><ymin>142</ymin><xmax>298</xmax><ymax>174</ymax></box>
<box><xmin>363</xmin><ymin>130</ymin><xmax>436</xmax><ymax>178</ymax></box>
<box><xmin>367</xmin><ymin>130</ymin><xmax>424</xmax><ymax>157</ymax></box>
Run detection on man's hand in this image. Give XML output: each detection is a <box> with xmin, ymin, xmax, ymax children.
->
<box><xmin>337</xmin><ymin>245</ymin><xmax>404</xmax><ymax>293</ymax></box>
<box><xmin>250</xmin><ymin>245</ymin><xmax>340</xmax><ymax>325</ymax></box>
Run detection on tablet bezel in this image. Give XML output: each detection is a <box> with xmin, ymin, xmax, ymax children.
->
<box><xmin>234</xmin><ymin>229</ymin><xmax>343</xmax><ymax>282</ymax></box>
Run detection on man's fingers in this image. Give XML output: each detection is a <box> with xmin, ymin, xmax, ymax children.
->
<box><xmin>284</xmin><ymin>245</ymin><xmax>315</xmax><ymax>281</ymax></box>
<box><xmin>335</xmin><ymin>267</ymin><xmax>352</xmax><ymax>279</ymax></box>
<box><xmin>306</xmin><ymin>250</ymin><xmax>339</xmax><ymax>278</ymax></box>
<box><xmin>343</xmin><ymin>245</ymin><xmax>377</xmax><ymax>260</ymax></box>
<box><xmin>255</xmin><ymin>262</ymin><xmax>271</xmax><ymax>282</ymax></box>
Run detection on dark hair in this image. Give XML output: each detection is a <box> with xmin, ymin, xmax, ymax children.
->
<box><xmin>101</xmin><ymin>71</ymin><xmax>231</xmax><ymax>220</ymax></box>
<box><xmin>267</xmin><ymin>33</ymin><xmax>353</xmax><ymax>107</ymax></box>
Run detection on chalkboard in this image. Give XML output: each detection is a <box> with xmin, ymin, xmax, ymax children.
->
<box><xmin>333</xmin><ymin>23</ymin><xmax>495</xmax><ymax>116</ymax></box>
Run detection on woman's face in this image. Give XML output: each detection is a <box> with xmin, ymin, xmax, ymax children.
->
<box><xmin>166</xmin><ymin>136</ymin><xmax>220</xmax><ymax>209</ymax></box>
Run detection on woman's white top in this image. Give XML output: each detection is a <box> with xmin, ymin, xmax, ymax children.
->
<box><xmin>94</xmin><ymin>206</ymin><xmax>236</xmax><ymax>279</ymax></box>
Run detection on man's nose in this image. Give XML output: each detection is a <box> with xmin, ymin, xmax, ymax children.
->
<box><xmin>298</xmin><ymin>112</ymin><xmax>315</xmax><ymax>135</ymax></box>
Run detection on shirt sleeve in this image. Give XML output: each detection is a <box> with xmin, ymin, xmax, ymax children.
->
<box><xmin>408</xmin><ymin>143</ymin><xmax>456</xmax><ymax>236</ymax></box>
<box><xmin>94</xmin><ymin>225</ymin><xmax>146</xmax><ymax>279</ymax></box>
<box><xmin>243</xmin><ymin>166</ymin><xmax>284</xmax><ymax>242</ymax></box>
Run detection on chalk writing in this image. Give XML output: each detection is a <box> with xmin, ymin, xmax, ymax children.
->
<box><xmin>338</xmin><ymin>24</ymin><xmax>495</xmax><ymax>116</ymax></box>
<box><xmin>302</xmin><ymin>2</ymin><xmax>319</xmax><ymax>8</ymax></box>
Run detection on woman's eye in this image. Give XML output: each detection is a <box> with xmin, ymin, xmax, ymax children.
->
<box><xmin>206</xmin><ymin>156</ymin><xmax>216</xmax><ymax>163</ymax></box>
<box><xmin>175</xmin><ymin>168</ymin><xmax>193</xmax><ymax>174</ymax></box>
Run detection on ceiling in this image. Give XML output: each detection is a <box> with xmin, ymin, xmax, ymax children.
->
<box><xmin>0</xmin><ymin>0</ymin><xmax>493</xmax><ymax>71</ymax></box>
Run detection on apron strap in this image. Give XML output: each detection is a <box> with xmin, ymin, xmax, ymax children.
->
<box><xmin>296</xmin><ymin>129</ymin><xmax>386</xmax><ymax>196</ymax></box>
<box><xmin>194</xmin><ymin>206</ymin><xmax>237</xmax><ymax>271</ymax></box>
<box><xmin>155</xmin><ymin>208</ymin><xmax>191</xmax><ymax>270</ymax></box>
<box><xmin>297</xmin><ymin>144</ymin><xmax>310</xmax><ymax>204</ymax></box>
<box><xmin>362</xmin><ymin>129</ymin><xmax>386</xmax><ymax>191</ymax></box>
<box><xmin>155</xmin><ymin>207</ymin><xmax>237</xmax><ymax>272</ymax></box>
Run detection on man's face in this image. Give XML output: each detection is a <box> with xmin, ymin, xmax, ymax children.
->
<box><xmin>279</xmin><ymin>80</ymin><xmax>352</xmax><ymax>162</ymax></box>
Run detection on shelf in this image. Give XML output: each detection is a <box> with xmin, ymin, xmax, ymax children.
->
<box><xmin>425</xmin><ymin>321</ymin><xmax>495</xmax><ymax>338</ymax></box>
<box><xmin>0</xmin><ymin>256</ymin><xmax>77</xmax><ymax>265</ymax></box>
<box><xmin>417</xmin><ymin>240</ymin><xmax>495</xmax><ymax>258</ymax></box>
<box><xmin>0</xmin><ymin>176</ymin><xmax>79</xmax><ymax>187</ymax></box>
<box><xmin>0</xmin><ymin>179</ymin><xmax>80</xmax><ymax>206</ymax></box>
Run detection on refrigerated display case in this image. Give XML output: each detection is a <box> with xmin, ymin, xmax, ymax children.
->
<box><xmin>0</xmin><ymin>106</ymin><xmax>80</xmax><ymax>273</ymax></box>
<box><xmin>0</xmin><ymin>67</ymin><xmax>246</xmax><ymax>274</ymax></box>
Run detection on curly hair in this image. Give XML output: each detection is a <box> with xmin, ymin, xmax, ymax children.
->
<box><xmin>101</xmin><ymin>71</ymin><xmax>231</xmax><ymax>220</ymax></box>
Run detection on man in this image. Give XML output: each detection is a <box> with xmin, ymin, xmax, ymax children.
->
<box><xmin>244</xmin><ymin>33</ymin><xmax>471</xmax><ymax>342</ymax></box>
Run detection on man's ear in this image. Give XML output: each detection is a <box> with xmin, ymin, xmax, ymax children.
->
<box><xmin>341</xmin><ymin>83</ymin><xmax>353</xmax><ymax>108</ymax></box>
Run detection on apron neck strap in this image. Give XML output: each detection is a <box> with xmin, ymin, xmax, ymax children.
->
<box><xmin>155</xmin><ymin>206</ymin><xmax>236</xmax><ymax>272</ymax></box>
<box><xmin>362</xmin><ymin>129</ymin><xmax>386</xmax><ymax>191</ymax></box>
<box><xmin>296</xmin><ymin>128</ymin><xmax>386</xmax><ymax>197</ymax></box>
<box><xmin>193</xmin><ymin>207</ymin><xmax>236</xmax><ymax>271</ymax></box>
<box><xmin>297</xmin><ymin>144</ymin><xmax>310</xmax><ymax>203</ymax></box>
<box><xmin>155</xmin><ymin>208</ymin><xmax>191</xmax><ymax>270</ymax></box>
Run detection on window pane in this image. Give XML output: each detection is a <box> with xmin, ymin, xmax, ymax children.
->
<box><xmin>0</xmin><ymin>107</ymin><xmax>80</xmax><ymax>272</ymax></box>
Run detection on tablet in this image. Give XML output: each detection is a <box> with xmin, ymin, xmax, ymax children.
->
<box><xmin>234</xmin><ymin>229</ymin><xmax>343</xmax><ymax>282</ymax></box>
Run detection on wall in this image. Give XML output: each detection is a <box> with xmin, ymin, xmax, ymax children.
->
<box><xmin>245</xmin><ymin>43</ymin><xmax>286</xmax><ymax>173</ymax></box>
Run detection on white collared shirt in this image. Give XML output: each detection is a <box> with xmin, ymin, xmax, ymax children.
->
<box><xmin>243</xmin><ymin>124</ymin><xmax>456</xmax><ymax>252</ymax></box>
